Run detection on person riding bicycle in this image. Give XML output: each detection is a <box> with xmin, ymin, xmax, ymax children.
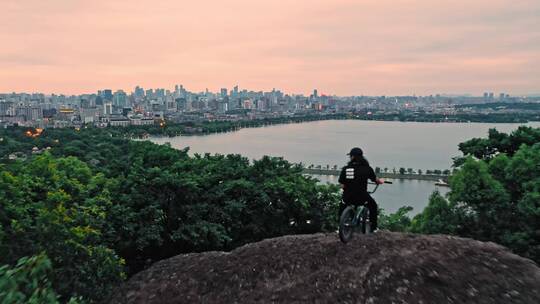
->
<box><xmin>338</xmin><ymin>147</ymin><xmax>384</xmax><ymax>233</ymax></box>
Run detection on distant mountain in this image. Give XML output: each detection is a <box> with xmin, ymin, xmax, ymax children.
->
<box><xmin>110</xmin><ymin>232</ymin><xmax>540</xmax><ymax>303</ymax></box>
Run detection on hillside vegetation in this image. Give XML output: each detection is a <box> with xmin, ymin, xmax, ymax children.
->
<box><xmin>1</xmin><ymin>125</ymin><xmax>539</xmax><ymax>302</ymax></box>
<box><xmin>0</xmin><ymin>127</ymin><xmax>338</xmax><ymax>302</ymax></box>
<box><xmin>409</xmin><ymin>127</ymin><xmax>540</xmax><ymax>262</ymax></box>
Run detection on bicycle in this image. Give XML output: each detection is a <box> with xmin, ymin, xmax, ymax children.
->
<box><xmin>338</xmin><ymin>180</ymin><xmax>392</xmax><ymax>243</ymax></box>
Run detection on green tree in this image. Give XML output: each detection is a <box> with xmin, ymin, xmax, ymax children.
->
<box><xmin>448</xmin><ymin>157</ymin><xmax>511</xmax><ymax>240</ymax></box>
<box><xmin>379</xmin><ymin>206</ymin><xmax>413</xmax><ymax>232</ymax></box>
<box><xmin>410</xmin><ymin>191</ymin><xmax>460</xmax><ymax>235</ymax></box>
<box><xmin>0</xmin><ymin>153</ymin><xmax>125</xmax><ymax>302</ymax></box>
<box><xmin>0</xmin><ymin>254</ymin><xmax>82</xmax><ymax>304</ymax></box>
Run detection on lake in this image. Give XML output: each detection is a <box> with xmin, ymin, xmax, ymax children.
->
<box><xmin>150</xmin><ymin>120</ymin><xmax>540</xmax><ymax>215</ymax></box>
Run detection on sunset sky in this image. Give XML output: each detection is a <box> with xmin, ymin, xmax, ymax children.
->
<box><xmin>1</xmin><ymin>0</ymin><xmax>539</xmax><ymax>96</ymax></box>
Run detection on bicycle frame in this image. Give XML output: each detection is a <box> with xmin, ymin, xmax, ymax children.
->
<box><xmin>352</xmin><ymin>205</ymin><xmax>367</xmax><ymax>226</ymax></box>
<box><xmin>338</xmin><ymin>180</ymin><xmax>392</xmax><ymax>243</ymax></box>
<box><xmin>344</xmin><ymin>181</ymin><xmax>392</xmax><ymax>224</ymax></box>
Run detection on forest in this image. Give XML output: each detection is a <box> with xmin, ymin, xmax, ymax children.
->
<box><xmin>1</xmin><ymin>125</ymin><xmax>539</xmax><ymax>303</ymax></box>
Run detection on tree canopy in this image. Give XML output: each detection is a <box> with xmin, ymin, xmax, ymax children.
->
<box><xmin>412</xmin><ymin>126</ymin><xmax>540</xmax><ymax>263</ymax></box>
<box><xmin>0</xmin><ymin>126</ymin><xmax>339</xmax><ymax>302</ymax></box>
<box><xmin>2</xmin><ymin>125</ymin><xmax>540</xmax><ymax>302</ymax></box>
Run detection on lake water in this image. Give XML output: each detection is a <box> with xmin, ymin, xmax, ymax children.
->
<box><xmin>150</xmin><ymin>120</ymin><xmax>540</xmax><ymax>215</ymax></box>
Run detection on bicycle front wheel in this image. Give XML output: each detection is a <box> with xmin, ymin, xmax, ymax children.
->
<box><xmin>339</xmin><ymin>206</ymin><xmax>356</xmax><ymax>243</ymax></box>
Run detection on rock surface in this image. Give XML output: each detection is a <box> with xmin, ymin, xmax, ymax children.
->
<box><xmin>110</xmin><ymin>232</ymin><xmax>540</xmax><ymax>303</ymax></box>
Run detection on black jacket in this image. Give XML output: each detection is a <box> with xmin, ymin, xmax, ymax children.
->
<box><xmin>338</xmin><ymin>160</ymin><xmax>377</xmax><ymax>204</ymax></box>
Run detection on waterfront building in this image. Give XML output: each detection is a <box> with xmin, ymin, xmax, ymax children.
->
<box><xmin>129</xmin><ymin>115</ymin><xmax>155</xmax><ymax>125</ymax></box>
<box><xmin>108</xmin><ymin>116</ymin><xmax>130</xmax><ymax>127</ymax></box>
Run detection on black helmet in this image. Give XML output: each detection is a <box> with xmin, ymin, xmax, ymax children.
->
<box><xmin>347</xmin><ymin>147</ymin><xmax>363</xmax><ymax>156</ymax></box>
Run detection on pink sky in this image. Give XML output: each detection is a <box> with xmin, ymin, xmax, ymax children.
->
<box><xmin>1</xmin><ymin>0</ymin><xmax>539</xmax><ymax>95</ymax></box>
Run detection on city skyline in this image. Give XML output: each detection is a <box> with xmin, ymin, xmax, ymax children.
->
<box><xmin>2</xmin><ymin>0</ymin><xmax>539</xmax><ymax>95</ymax></box>
<box><xmin>0</xmin><ymin>85</ymin><xmax>534</xmax><ymax>99</ymax></box>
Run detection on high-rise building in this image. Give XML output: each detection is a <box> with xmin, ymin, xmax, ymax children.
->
<box><xmin>15</xmin><ymin>105</ymin><xmax>42</xmax><ymax>121</ymax></box>
<box><xmin>81</xmin><ymin>108</ymin><xmax>97</xmax><ymax>124</ymax></box>
<box><xmin>218</xmin><ymin>101</ymin><xmax>228</xmax><ymax>113</ymax></box>
<box><xmin>103</xmin><ymin>102</ymin><xmax>113</xmax><ymax>116</ymax></box>
<box><xmin>113</xmin><ymin>90</ymin><xmax>127</xmax><ymax>107</ymax></box>
<box><xmin>0</xmin><ymin>101</ymin><xmax>13</xmax><ymax>115</ymax></box>
<box><xmin>165</xmin><ymin>96</ymin><xmax>176</xmax><ymax>112</ymax></box>
<box><xmin>256</xmin><ymin>99</ymin><xmax>265</xmax><ymax>111</ymax></box>
<box><xmin>80</xmin><ymin>99</ymin><xmax>91</xmax><ymax>109</ymax></box>
<box><xmin>155</xmin><ymin>88</ymin><xmax>165</xmax><ymax>99</ymax></box>
<box><xmin>220</xmin><ymin>88</ymin><xmax>228</xmax><ymax>98</ymax></box>
<box><xmin>146</xmin><ymin>89</ymin><xmax>154</xmax><ymax>99</ymax></box>
<box><xmin>174</xmin><ymin>84</ymin><xmax>184</xmax><ymax>93</ymax></box>
<box><xmin>175</xmin><ymin>98</ymin><xmax>187</xmax><ymax>111</ymax></box>
<box><xmin>134</xmin><ymin>86</ymin><xmax>145</xmax><ymax>98</ymax></box>
<box><xmin>95</xmin><ymin>96</ymin><xmax>104</xmax><ymax>106</ymax></box>
<box><xmin>101</xmin><ymin>89</ymin><xmax>113</xmax><ymax>101</ymax></box>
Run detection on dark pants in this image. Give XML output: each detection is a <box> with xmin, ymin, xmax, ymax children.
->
<box><xmin>339</xmin><ymin>193</ymin><xmax>378</xmax><ymax>231</ymax></box>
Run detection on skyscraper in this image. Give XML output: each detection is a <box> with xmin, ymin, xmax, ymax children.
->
<box><xmin>134</xmin><ymin>86</ymin><xmax>145</xmax><ymax>98</ymax></box>
<box><xmin>146</xmin><ymin>89</ymin><xmax>154</xmax><ymax>99</ymax></box>
<box><xmin>221</xmin><ymin>88</ymin><xmax>228</xmax><ymax>98</ymax></box>
<box><xmin>101</xmin><ymin>89</ymin><xmax>113</xmax><ymax>101</ymax></box>
<box><xmin>113</xmin><ymin>90</ymin><xmax>127</xmax><ymax>107</ymax></box>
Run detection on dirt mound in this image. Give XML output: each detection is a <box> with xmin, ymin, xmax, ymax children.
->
<box><xmin>110</xmin><ymin>232</ymin><xmax>540</xmax><ymax>303</ymax></box>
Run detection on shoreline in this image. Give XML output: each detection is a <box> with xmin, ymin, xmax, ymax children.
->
<box><xmin>141</xmin><ymin>116</ymin><xmax>539</xmax><ymax>139</ymax></box>
<box><xmin>303</xmin><ymin>168</ymin><xmax>449</xmax><ymax>182</ymax></box>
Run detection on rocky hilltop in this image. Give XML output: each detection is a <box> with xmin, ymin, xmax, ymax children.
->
<box><xmin>110</xmin><ymin>232</ymin><xmax>540</xmax><ymax>303</ymax></box>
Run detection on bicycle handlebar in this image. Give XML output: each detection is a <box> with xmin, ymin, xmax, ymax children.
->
<box><xmin>367</xmin><ymin>181</ymin><xmax>393</xmax><ymax>185</ymax></box>
<box><xmin>367</xmin><ymin>180</ymin><xmax>392</xmax><ymax>194</ymax></box>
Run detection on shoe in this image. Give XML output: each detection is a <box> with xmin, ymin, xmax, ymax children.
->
<box><xmin>371</xmin><ymin>228</ymin><xmax>379</xmax><ymax>234</ymax></box>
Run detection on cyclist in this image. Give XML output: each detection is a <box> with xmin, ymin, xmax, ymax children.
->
<box><xmin>338</xmin><ymin>147</ymin><xmax>384</xmax><ymax>233</ymax></box>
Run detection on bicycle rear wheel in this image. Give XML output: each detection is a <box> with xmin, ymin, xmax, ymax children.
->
<box><xmin>360</xmin><ymin>207</ymin><xmax>371</xmax><ymax>234</ymax></box>
<box><xmin>339</xmin><ymin>206</ymin><xmax>356</xmax><ymax>243</ymax></box>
